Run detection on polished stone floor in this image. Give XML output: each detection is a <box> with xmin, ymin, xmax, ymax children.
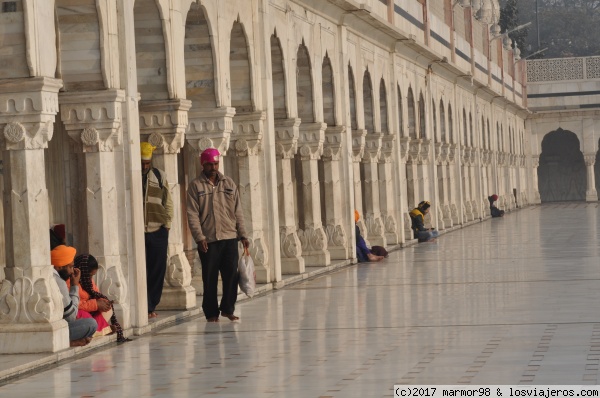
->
<box><xmin>2</xmin><ymin>203</ymin><xmax>600</xmax><ymax>397</ymax></box>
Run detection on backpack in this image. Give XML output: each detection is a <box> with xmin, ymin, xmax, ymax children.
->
<box><xmin>152</xmin><ymin>168</ymin><xmax>163</xmax><ymax>190</ymax></box>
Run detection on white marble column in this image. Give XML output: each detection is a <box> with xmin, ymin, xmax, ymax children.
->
<box><xmin>139</xmin><ymin>99</ymin><xmax>196</xmax><ymax>310</ymax></box>
<box><xmin>352</xmin><ymin>129</ymin><xmax>367</xmax><ymax>240</ymax></box>
<box><xmin>0</xmin><ymin>77</ymin><xmax>69</xmax><ymax>353</ymax></box>
<box><xmin>397</xmin><ymin>137</ymin><xmax>411</xmax><ymax>241</ymax></box>
<box><xmin>274</xmin><ymin>118</ymin><xmax>304</xmax><ymax>274</ymax></box>
<box><xmin>322</xmin><ymin>126</ymin><xmax>350</xmax><ymax>259</ymax></box>
<box><xmin>584</xmin><ymin>154</ymin><xmax>598</xmax><ymax>202</ymax></box>
<box><xmin>448</xmin><ymin>144</ymin><xmax>460</xmax><ymax>225</ymax></box>
<box><xmin>232</xmin><ymin>112</ymin><xmax>270</xmax><ymax>282</ymax></box>
<box><xmin>362</xmin><ymin>133</ymin><xmax>386</xmax><ymax>247</ymax></box>
<box><xmin>297</xmin><ymin>122</ymin><xmax>330</xmax><ymax>267</ymax></box>
<box><xmin>60</xmin><ymin>89</ymin><xmax>130</xmax><ymax>326</ymax></box>
<box><xmin>379</xmin><ymin>135</ymin><xmax>399</xmax><ymax>245</ymax></box>
<box><xmin>530</xmin><ymin>155</ymin><xmax>541</xmax><ymax>204</ymax></box>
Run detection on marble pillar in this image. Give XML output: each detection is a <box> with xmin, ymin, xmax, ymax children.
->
<box><xmin>139</xmin><ymin>99</ymin><xmax>196</xmax><ymax>310</ymax></box>
<box><xmin>297</xmin><ymin>122</ymin><xmax>330</xmax><ymax>267</ymax></box>
<box><xmin>351</xmin><ymin>129</ymin><xmax>367</xmax><ymax>240</ymax></box>
<box><xmin>531</xmin><ymin>155</ymin><xmax>541</xmax><ymax>204</ymax></box>
<box><xmin>448</xmin><ymin>144</ymin><xmax>460</xmax><ymax>225</ymax></box>
<box><xmin>59</xmin><ymin>89</ymin><xmax>130</xmax><ymax>326</ymax></box>
<box><xmin>584</xmin><ymin>154</ymin><xmax>598</xmax><ymax>202</ymax></box>
<box><xmin>362</xmin><ymin>133</ymin><xmax>386</xmax><ymax>247</ymax></box>
<box><xmin>274</xmin><ymin>118</ymin><xmax>304</xmax><ymax>274</ymax></box>
<box><xmin>0</xmin><ymin>77</ymin><xmax>70</xmax><ymax>353</ymax></box>
<box><xmin>379</xmin><ymin>134</ymin><xmax>398</xmax><ymax>245</ymax></box>
<box><xmin>232</xmin><ymin>112</ymin><xmax>270</xmax><ymax>282</ymax></box>
<box><xmin>322</xmin><ymin>126</ymin><xmax>350</xmax><ymax>260</ymax></box>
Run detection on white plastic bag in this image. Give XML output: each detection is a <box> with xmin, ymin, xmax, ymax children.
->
<box><xmin>238</xmin><ymin>247</ymin><xmax>255</xmax><ymax>298</ymax></box>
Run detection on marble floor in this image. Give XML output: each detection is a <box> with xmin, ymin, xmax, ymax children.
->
<box><xmin>2</xmin><ymin>203</ymin><xmax>600</xmax><ymax>397</ymax></box>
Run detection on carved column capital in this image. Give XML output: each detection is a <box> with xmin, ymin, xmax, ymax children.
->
<box><xmin>275</xmin><ymin>118</ymin><xmax>300</xmax><ymax>159</ymax></box>
<box><xmin>0</xmin><ymin>77</ymin><xmax>61</xmax><ymax>150</ymax></box>
<box><xmin>531</xmin><ymin>155</ymin><xmax>540</xmax><ymax>168</ymax></box>
<box><xmin>139</xmin><ymin>98</ymin><xmax>192</xmax><ymax>154</ymax></box>
<box><xmin>298</xmin><ymin>122</ymin><xmax>326</xmax><ymax>160</ymax></box>
<box><xmin>232</xmin><ymin>111</ymin><xmax>266</xmax><ymax>157</ymax></box>
<box><xmin>362</xmin><ymin>132</ymin><xmax>383</xmax><ymax>162</ymax></box>
<box><xmin>379</xmin><ymin>134</ymin><xmax>396</xmax><ymax>163</ymax></box>
<box><xmin>584</xmin><ymin>154</ymin><xmax>596</xmax><ymax>166</ymax></box>
<box><xmin>351</xmin><ymin>128</ymin><xmax>367</xmax><ymax>161</ymax></box>
<box><xmin>59</xmin><ymin>89</ymin><xmax>126</xmax><ymax>152</ymax></box>
<box><xmin>398</xmin><ymin>136</ymin><xmax>410</xmax><ymax>162</ymax></box>
<box><xmin>407</xmin><ymin>139</ymin><xmax>421</xmax><ymax>164</ymax></box>
<box><xmin>322</xmin><ymin>125</ymin><xmax>345</xmax><ymax>161</ymax></box>
<box><xmin>187</xmin><ymin>107</ymin><xmax>235</xmax><ymax>155</ymax></box>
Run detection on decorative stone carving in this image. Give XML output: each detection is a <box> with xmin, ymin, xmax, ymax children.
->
<box><xmin>139</xmin><ymin>99</ymin><xmax>192</xmax><ymax>154</ymax></box>
<box><xmin>351</xmin><ymin>129</ymin><xmax>367</xmax><ymax>161</ymax></box>
<box><xmin>324</xmin><ymin>224</ymin><xmax>347</xmax><ymax>248</ymax></box>
<box><xmin>3</xmin><ymin>122</ymin><xmax>26</xmax><ymax>143</ymax></box>
<box><xmin>232</xmin><ymin>111</ymin><xmax>266</xmax><ymax>157</ymax></box>
<box><xmin>399</xmin><ymin>136</ymin><xmax>411</xmax><ymax>162</ymax></box>
<box><xmin>0</xmin><ymin>277</ymin><xmax>63</xmax><ymax>324</ymax></box>
<box><xmin>298</xmin><ymin>227</ymin><xmax>327</xmax><ymax>252</ymax></box>
<box><xmin>80</xmin><ymin>128</ymin><xmax>100</xmax><ymax>146</ymax></box>
<box><xmin>275</xmin><ymin>118</ymin><xmax>300</xmax><ymax>159</ymax></box>
<box><xmin>96</xmin><ymin>258</ymin><xmax>128</xmax><ymax>304</ymax></box>
<box><xmin>187</xmin><ymin>107</ymin><xmax>236</xmax><ymax>155</ymax></box>
<box><xmin>585</xmin><ymin>155</ymin><xmax>596</xmax><ymax>166</ymax></box>
<box><xmin>280</xmin><ymin>227</ymin><xmax>301</xmax><ymax>258</ymax></box>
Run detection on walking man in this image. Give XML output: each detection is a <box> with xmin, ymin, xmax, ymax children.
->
<box><xmin>141</xmin><ymin>142</ymin><xmax>173</xmax><ymax>319</ymax></box>
<box><xmin>186</xmin><ymin>148</ymin><xmax>249</xmax><ymax>322</ymax></box>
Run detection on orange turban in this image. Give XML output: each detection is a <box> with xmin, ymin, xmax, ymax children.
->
<box><xmin>51</xmin><ymin>245</ymin><xmax>77</xmax><ymax>267</ymax></box>
<box><xmin>354</xmin><ymin>210</ymin><xmax>360</xmax><ymax>223</ymax></box>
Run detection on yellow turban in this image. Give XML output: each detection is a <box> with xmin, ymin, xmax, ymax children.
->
<box><xmin>354</xmin><ymin>210</ymin><xmax>360</xmax><ymax>223</ymax></box>
<box><xmin>140</xmin><ymin>142</ymin><xmax>156</xmax><ymax>160</ymax></box>
<box><xmin>51</xmin><ymin>245</ymin><xmax>77</xmax><ymax>267</ymax></box>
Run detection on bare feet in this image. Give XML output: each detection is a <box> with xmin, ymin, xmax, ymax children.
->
<box><xmin>367</xmin><ymin>253</ymin><xmax>384</xmax><ymax>262</ymax></box>
<box><xmin>70</xmin><ymin>338</ymin><xmax>89</xmax><ymax>347</ymax></box>
<box><xmin>206</xmin><ymin>317</ymin><xmax>219</xmax><ymax>322</ymax></box>
<box><xmin>220</xmin><ymin>312</ymin><xmax>239</xmax><ymax>321</ymax></box>
<box><xmin>148</xmin><ymin>312</ymin><xmax>158</xmax><ymax>319</ymax></box>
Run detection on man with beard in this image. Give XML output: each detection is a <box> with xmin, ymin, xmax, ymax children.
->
<box><xmin>186</xmin><ymin>148</ymin><xmax>249</xmax><ymax>322</ymax></box>
<box><xmin>51</xmin><ymin>245</ymin><xmax>98</xmax><ymax>346</ymax></box>
<box><xmin>141</xmin><ymin>142</ymin><xmax>173</xmax><ymax>319</ymax></box>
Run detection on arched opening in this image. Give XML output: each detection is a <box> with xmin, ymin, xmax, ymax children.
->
<box><xmin>322</xmin><ymin>54</ymin><xmax>335</xmax><ymax>126</ymax></box>
<box><xmin>379</xmin><ymin>79</ymin><xmax>388</xmax><ymax>133</ymax></box>
<box><xmin>407</xmin><ymin>87</ymin><xmax>416</xmax><ymax>138</ymax></box>
<box><xmin>487</xmin><ymin>119</ymin><xmax>491</xmax><ymax>150</ymax></box>
<box><xmin>469</xmin><ymin>112</ymin><xmax>474</xmax><ymax>147</ymax></box>
<box><xmin>348</xmin><ymin>65</ymin><xmax>357</xmax><ymax>130</ymax></box>
<box><xmin>440</xmin><ymin>100</ymin><xmax>446</xmax><ymax>143</ymax></box>
<box><xmin>271</xmin><ymin>33</ymin><xmax>287</xmax><ymax>120</ymax></box>
<box><xmin>538</xmin><ymin>129</ymin><xmax>586</xmax><ymax>202</ymax></box>
<box><xmin>418</xmin><ymin>93</ymin><xmax>426</xmax><ymax>138</ymax></box>
<box><xmin>134</xmin><ymin>0</ymin><xmax>168</xmax><ymax>100</ymax></box>
<box><xmin>230</xmin><ymin>21</ymin><xmax>253</xmax><ymax>113</ymax></box>
<box><xmin>431</xmin><ymin>99</ymin><xmax>437</xmax><ymax>141</ymax></box>
<box><xmin>185</xmin><ymin>3</ymin><xmax>216</xmax><ymax>109</ymax></box>
<box><xmin>296</xmin><ymin>43</ymin><xmax>314</xmax><ymax>123</ymax></box>
<box><xmin>448</xmin><ymin>104</ymin><xmax>454</xmax><ymax>143</ymax></box>
<box><xmin>363</xmin><ymin>70</ymin><xmax>374</xmax><ymax>132</ymax></box>
<box><xmin>397</xmin><ymin>85</ymin><xmax>404</xmax><ymax>136</ymax></box>
<box><xmin>56</xmin><ymin>0</ymin><xmax>104</xmax><ymax>91</ymax></box>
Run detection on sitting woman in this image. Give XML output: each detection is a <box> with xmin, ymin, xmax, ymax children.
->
<box><xmin>488</xmin><ymin>194</ymin><xmax>505</xmax><ymax>218</ymax></box>
<box><xmin>355</xmin><ymin>210</ymin><xmax>385</xmax><ymax>262</ymax></box>
<box><xmin>73</xmin><ymin>254</ymin><xmax>130</xmax><ymax>342</ymax></box>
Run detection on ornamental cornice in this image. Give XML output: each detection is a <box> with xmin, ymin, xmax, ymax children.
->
<box><xmin>232</xmin><ymin>111</ymin><xmax>266</xmax><ymax>157</ymax></box>
<box><xmin>322</xmin><ymin>125</ymin><xmax>345</xmax><ymax>162</ymax></box>
<box><xmin>139</xmin><ymin>99</ymin><xmax>192</xmax><ymax>154</ymax></box>
<box><xmin>298</xmin><ymin>122</ymin><xmax>327</xmax><ymax>160</ymax></box>
<box><xmin>187</xmin><ymin>107</ymin><xmax>236</xmax><ymax>155</ymax></box>
<box><xmin>363</xmin><ymin>132</ymin><xmax>383</xmax><ymax>162</ymax></box>
<box><xmin>274</xmin><ymin>118</ymin><xmax>300</xmax><ymax>159</ymax></box>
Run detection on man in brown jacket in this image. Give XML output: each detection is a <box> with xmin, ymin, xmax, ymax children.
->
<box><xmin>186</xmin><ymin>148</ymin><xmax>249</xmax><ymax>322</ymax></box>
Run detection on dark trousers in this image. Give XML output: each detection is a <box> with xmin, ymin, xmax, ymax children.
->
<box><xmin>145</xmin><ymin>227</ymin><xmax>169</xmax><ymax>313</ymax></box>
<box><xmin>198</xmin><ymin>239</ymin><xmax>239</xmax><ymax>319</ymax></box>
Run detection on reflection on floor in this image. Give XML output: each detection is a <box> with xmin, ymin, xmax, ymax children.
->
<box><xmin>2</xmin><ymin>203</ymin><xmax>600</xmax><ymax>397</ymax></box>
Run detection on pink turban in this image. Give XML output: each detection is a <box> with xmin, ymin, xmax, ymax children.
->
<box><xmin>200</xmin><ymin>148</ymin><xmax>220</xmax><ymax>165</ymax></box>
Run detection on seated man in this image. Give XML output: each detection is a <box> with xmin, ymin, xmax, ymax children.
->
<box><xmin>409</xmin><ymin>201</ymin><xmax>439</xmax><ymax>242</ymax></box>
<box><xmin>354</xmin><ymin>210</ymin><xmax>384</xmax><ymax>262</ymax></box>
<box><xmin>488</xmin><ymin>194</ymin><xmax>505</xmax><ymax>218</ymax></box>
<box><xmin>51</xmin><ymin>245</ymin><xmax>98</xmax><ymax>347</ymax></box>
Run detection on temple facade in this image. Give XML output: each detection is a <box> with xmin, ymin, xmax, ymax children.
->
<box><xmin>0</xmin><ymin>0</ymin><xmax>536</xmax><ymax>353</ymax></box>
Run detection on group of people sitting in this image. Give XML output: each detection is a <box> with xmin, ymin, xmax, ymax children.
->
<box><xmin>50</xmin><ymin>226</ymin><xmax>129</xmax><ymax>347</ymax></box>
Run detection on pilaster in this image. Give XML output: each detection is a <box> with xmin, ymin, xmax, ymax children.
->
<box><xmin>362</xmin><ymin>133</ymin><xmax>385</xmax><ymax>246</ymax></box>
<box><xmin>0</xmin><ymin>77</ymin><xmax>69</xmax><ymax>353</ymax></box>
<box><xmin>59</xmin><ymin>89</ymin><xmax>130</xmax><ymax>326</ymax></box>
<box><xmin>139</xmin><ymin>99</ymin><xmax>196</xmax><ymax>310</ymax></box>
<box><xmin>584</xmin><ymin>154</ymin><xmax>598</xmax><ymax>202</ymax></box>
<box><xmin>379</xmin><ymin>134</ymin><xmax>398</xmax><ymax>245</ymax></box>
<box><xmin>351</xmin><ymin>129</ymin><xmax>368</xmax><ymax>238</ymax></box>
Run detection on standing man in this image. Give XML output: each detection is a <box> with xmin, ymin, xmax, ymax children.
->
<box><xmin>186</xmin><ymin>148</ymin><xmax>249</xmax><ymax>322</ymax></box>
<box><xmin>409</xmin><ymin>201</ymin><xmax>439</xmax><ymax>242</ymax></box>
<box><xmin>141</xmin><ymin>142</ymin><xmax>173</xmax><ymax>319</ymax></box>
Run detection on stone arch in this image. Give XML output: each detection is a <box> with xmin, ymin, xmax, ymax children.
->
<box><xmin>56</xmin><ymin>0</ymin><xmax>105</xmax><ymax>91</ymax></box>
<box><xmin>407</xmin><ymin>87</ymin><xmax>416</xmax><ymax>138</ymax></box>
<box><xmin>322</xmin><ymin>54</ymin><xmax>335</xmax><ymax>126</ymax></box>
<box><xmin>271</xmin><ymin>33</ymin><xmax>287</xmax><ymax>120</ymax></box>
<box><xmin>397</xmin><ymin>84</ymin><xmax>404</xmax><ymax>136</ymax></box>
<box><xmin>431</xmin><ymin>99</ymin><xmax>437</xmax><ymax>142</ymax></box>
<box><xmin>538</xmin><ymin>129</ymin><xmax>586</xmax><ymax>202</ymax></box>
<box><xmin>362</xmin><ymin>70</ymin><xmax>374</xmax><ymax>132</ymax></box>
<box><xmin>440</xmin><ymin>99</ymin><xmax>446</xmax><ymax>143</ymax></box>
<box><xmin>296</xmin><ymin>42</ymin><xmax>314</xmax><ymax>123</ymax></box>
<box><xmin>379</xmin><ymin>78</ymin><xmax>388</xmax><ymax>133</ymax></box>
<box><xmin>448</xmin><ymin>103</ymin><xmax>454</xmax><ymax>143</ymax></box>
<box><xmin>230</xmin><ymin>20</ymin><xmax>253</xmax><ymax>113</ymax></box>
<box><xmin>185</xmin><ymin>3</ymin><xmax>217</xmax><ymax>109</ymax></box>
<box><xmin>0</xmin><ymin>0</ymin><xmax>29</xmax><ymax>79</ymax></box>
<box><xmin>462</xmin><ymin>109</ymin><xmax>468</xmax><ymax>146</ymax></box>
<box><xmin>134</xmin><ymin>0</ymin><xmax>169</xmax><ymax>100</ymax></box>
<box><xmin>348</xmin><ymin>64</ymin><xmax>358</xmax><ymax>130</ymax></box>
<box><xmin>418</xmin><ymin>93</ymin><xmax>426</xmax><ymax>138</ymax></box>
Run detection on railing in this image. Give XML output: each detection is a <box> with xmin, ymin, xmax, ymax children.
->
<box><xmin>527</xmin><ymin>56</ymin><xmax>600</xmax><ymax>82</ymax></box>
